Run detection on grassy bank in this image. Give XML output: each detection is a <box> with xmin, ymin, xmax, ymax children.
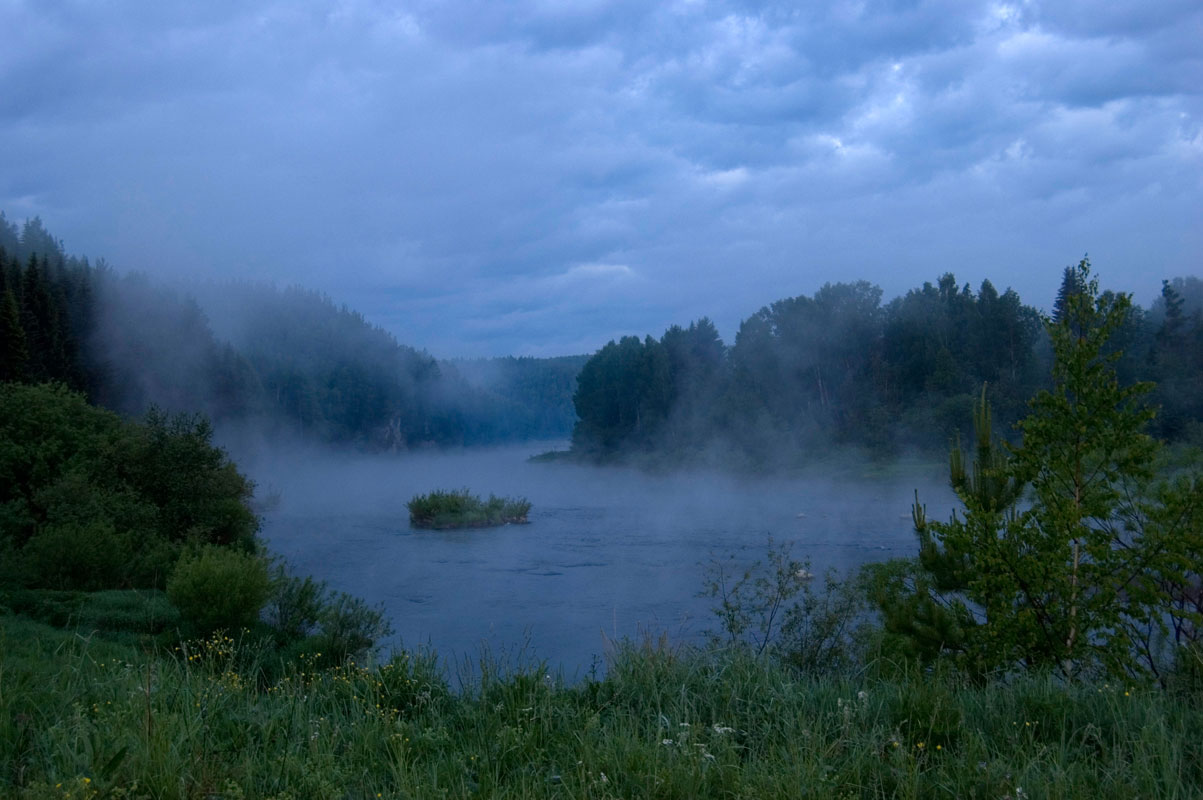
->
<box><xmin>2</xmin><ymin>614</ymin><xmax>1200</xmax><ymax>799</ymax></box>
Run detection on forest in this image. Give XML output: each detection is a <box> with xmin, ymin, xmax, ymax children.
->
<box><xmin>3</xmin><ymin>253</ymin><xmax>1202</xmax><ymax>798</ymax></box>
<box><xmin>0</xmin><ymin>214</ymin><xmax>582</xmax><ymax>450</ymax></box>
<box><xmin>6</xmin><ymin>212</ymin><xmax>1201</xmax><ymax>469</ymax></box>
<box><xmin>570</xmin><ymin>269</ymin><xmax>1203</xmax><ymax>467</ymax></box>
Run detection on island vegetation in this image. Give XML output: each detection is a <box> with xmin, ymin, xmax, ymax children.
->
<box><xmin>407</xmin><ymin>489</ymin><xmax>532</xmax><ymax>529</ymax></box>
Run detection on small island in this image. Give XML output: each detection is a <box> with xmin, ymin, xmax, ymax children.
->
<box><xmin>407</xmin><ymin>489</ymin><xmax>532</xmax><ymax>530</ymax></box>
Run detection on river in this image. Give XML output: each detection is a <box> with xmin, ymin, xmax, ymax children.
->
<box><xmin>249</xmin><ymin>443</ymin><xmax>957</xmax><ymax>677</ymax></box>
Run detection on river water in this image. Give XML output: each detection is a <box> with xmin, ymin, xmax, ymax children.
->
<box><xmin>251</xmin><ymin>443</ymin><xmax>957</xmax><ymax>677</ymax></box>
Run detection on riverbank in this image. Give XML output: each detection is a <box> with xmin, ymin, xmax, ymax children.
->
<box><xmin>2</xmin><ymin>613</ymin><xmax>1197</xmax><ymax>798</ymax></box>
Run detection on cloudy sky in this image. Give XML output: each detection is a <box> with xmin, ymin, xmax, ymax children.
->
<box><xmin>2</xmin><ymin>0</ymin><xmax>1200</xmax><ymax>356</ymax></box>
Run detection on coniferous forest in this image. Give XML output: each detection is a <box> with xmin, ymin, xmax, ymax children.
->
<box><xmin>0</xmin><ymin>214</ymin><xmax>583</xmax><ymax>450</ymax></box>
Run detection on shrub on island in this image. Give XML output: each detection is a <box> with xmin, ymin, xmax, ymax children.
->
<box><xmin>407</xmin><ymin>489</ymin><xmax>531</xmax><ymax>529</ymax></box>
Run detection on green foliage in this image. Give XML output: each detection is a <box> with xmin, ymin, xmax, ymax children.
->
<box><xmin>312</xmin><ymin>590</ymin><xmax>395</xmax><ymax>665</ymax></box>
<box><xmin>265</xmin><ymin>565</ymin><xmax>394</xmax><ymax>666</ymax></box>
<box><xmin>882</xmin><ymin>259</ymin><xmax>1203</xmax><ymax>683</ymax></box>
<box><xmin>19</xmin><ymin>520</ymin><xmax>136</xmax><ymax>592</ymax></box>
<box><xmin>572</xmin><ymin>274</ymin><xmax>1053</xmax><ymax>465</ymax></box>
<box><xmin>700</xmin><ymin>538</ymin><xmax>869</xmax><ymax>675</ymax></box>
<box><xmin>0</xmin><ymin>383</ymin><xmax>258</xmax><ymax>590</ymax></box>
<box><xmin>0</xmin><ymin>589</ymin><xmax>181</xmax><ymax>641</ymax></box>
<box><xmin>407</xmin><ymin>489</ymin><xmax>531</xmax><ymax>529</ymax></box>
<box><xmin>572</xmin><ymin>334</ymin><xmax>673</xmax><ymax>457</ymax></box>
<box><xmin>3</xmin><ymin>615</ymin><xmax>1201</xmax><ymax>798</ymax></box>
<box><xmin>167</xmin><ymin>546</ymin><xmax>271</xmax><ymax>635</ymax></box>
<box><xmin>0</xmin><ymin>236</ymin><xmax>93</xmax><ymax>393</ymax></box>
<box><xmin>0</xmin><ymin>285</ymin><xmax>27</xmax><ymax>382</ymax></box>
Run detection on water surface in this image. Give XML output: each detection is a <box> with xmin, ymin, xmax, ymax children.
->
<box><xmin>251</xmin><ymin>444</ymin><xmax>957</xmax><ymax>675</ymax></box>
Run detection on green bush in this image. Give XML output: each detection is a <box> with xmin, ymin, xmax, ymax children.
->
<box><xmin>167</xmin><ymin>546</ymin><xmax>270</xmax><ymax>634</ymax></box>
<box><xmin>407</xmin><ymin>488</ymin><xmax>531</xmax><ymax>529</ymax></box>
<box><xmin>264</xmin><ymin>568</ymin><xmax>325</xmax><ymax>644</ymax></box>
<box><xmin>21</xmin><ymin>520</ymin><xmax>134</xmax><ymax>591</ymax></box>
<box><xmin>264</xmin><ymin>565</ymin><xmax>393</xmax><ymax>666</ymax></box>
<box><xmin>314</xmin><ymin>590</ymin><xmax>393</xmax><ymax>664</ymax></box>
<box><xmin>0</xmin><ymin>383</ymin><xmax>260</xmax><ymax>591</ymax></box>
<box><xmin>700</xmin><ymin>538</ymin><xmax>868</xmax><ymax>674</ymax></box>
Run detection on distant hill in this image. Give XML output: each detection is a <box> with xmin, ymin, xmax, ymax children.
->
<box><xmin>0</xmin><ymin>212</ymin><xmax>587</xmax><ymax>450</ymax></box>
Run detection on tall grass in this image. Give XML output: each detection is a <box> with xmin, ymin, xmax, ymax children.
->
<box><xmin>407</xmin><ymin>489</ymin><xmax>531</xmax><ymax>529</ymax></box>
<box><xmin>2</xmin><ymin>615</ymin><xmax>1200</xmax><ymax>799</ymax></box>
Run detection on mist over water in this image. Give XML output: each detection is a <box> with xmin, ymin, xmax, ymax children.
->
<box><xmin>247</xmin><ymin>443</ymin><xmax>958</xmax><ymax>677</ymax></box>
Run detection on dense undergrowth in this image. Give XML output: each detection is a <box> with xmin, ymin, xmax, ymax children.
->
<box><xmin>3</xmin><ymin>613</ymin><xmax>1201</xmax><ymax>799</ymax></box>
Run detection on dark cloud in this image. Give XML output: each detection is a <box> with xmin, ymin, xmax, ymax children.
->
<box><xmin>1</xmin><ymin>0</ymin><xmax>1200</xmax><ymax>356</ymax></box>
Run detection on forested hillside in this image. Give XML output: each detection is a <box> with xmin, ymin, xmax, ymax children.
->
<box><xmin>452</xmin><ymin>354</ymin><xmax>589</xmax><ymax>441</ymax></box>
<box><xmin>571</xmin><ymin>267</ymin><xmax>1203</xmax><ymax>467</ymax></box>
<box><xmin>0</xmin><ymin>213</ymin><xmax>584</xmax><ymax>449</ymax></box>
<box><xmin>5</xmin><ymin>213</ymin><xmax>1200</xmax><ymax>462</ymax></box>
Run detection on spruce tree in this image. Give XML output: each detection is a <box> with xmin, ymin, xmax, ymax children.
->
<box><xmin>0</xmin><ymin>285</ymin><xmax>28</xmax><ymax>382</ymax></box>
<box><xmin>1052</xmin><ymin>261</ymin><xmax>1087</xmax><ymax>324</ymax></box>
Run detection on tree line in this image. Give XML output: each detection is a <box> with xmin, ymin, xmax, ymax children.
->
<box><xmin>0</xmin><ymin>213</ymin><xmax>583</xmax><ymax>449</ymax></box>
<box><xmin>571</xmin><ymin>266</ymin><xmax>1203</xmax><ymax>466</ymax></box>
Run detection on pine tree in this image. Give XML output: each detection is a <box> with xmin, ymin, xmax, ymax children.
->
<box><xmin>881</xmin><ymin>258</ymin><xmax>1203</xmax><ymax>682</ymax></box>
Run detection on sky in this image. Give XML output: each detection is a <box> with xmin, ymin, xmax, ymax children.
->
<box><xmin>2</xmin><ymin>0</ymin><xmax>1201</xmax><ymax>357</ymax></box>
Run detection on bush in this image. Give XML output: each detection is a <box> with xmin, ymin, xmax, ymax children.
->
<box><xmin>700</xmin><ymin>538</ymin><xmax>868</xmax><ymax>674</ymax></box>
<box><xmin>265</xmin><ymin>564</ymin><xmax>393</xmax><ymax>665</ymax></box>
<box><xmin>264</xmin><ymin>568</ymin><xmax>325</xmax><ymax>644</ymax></box>
<box><xmin>407</xmin><ymin>489</ymin><xmax>531</xmax><ymax>529</ymax></box>
<box><xmin>0</xmin><ymin>383</ymin><xmax>260</xmax><ymax>591</ymax></box>
<box><xmin>21</xmin><ymin>520</ymin><xmax>134</xmax><ymax>591</ymax></box>
<box><xmin>167</xmin><ymin>546</ymin><xmax>270</xmax><ymax>634</ymax></box>
<box><xmin>315</xmin><ymin>591</ymin><xmax>394</xmax><ymax>664</ymax></box>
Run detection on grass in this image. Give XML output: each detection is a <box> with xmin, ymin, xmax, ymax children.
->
<box><xmin>407</xmin><ymin>489</ymin><xmax>532</xmax><ymax>530</ymax></box>
<box><xmin>2</xmin><ymin>614</ymin><xmax>1201</xmax><ymax>799</ymax></box>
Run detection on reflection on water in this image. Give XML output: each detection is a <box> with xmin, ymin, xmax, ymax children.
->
<box><xmin>252</xmin><ymin>443</ymin><xmax>956</xmax><ymax>676</ymax></box>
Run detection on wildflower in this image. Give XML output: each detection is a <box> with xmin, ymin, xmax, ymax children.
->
<box><xmin>712</xmin><ymin>724</ymin><xmax>734</xmax><ymax>735</ymax></box>
<box><xmin>917</xmin><ymin>742</ymin><xmax>925</xmax><ymax>749</ymax></box>
<box><xmin>661</xmin><ymin>739</ymin><xmax>674</xmax><ymax>746</ymax></box>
